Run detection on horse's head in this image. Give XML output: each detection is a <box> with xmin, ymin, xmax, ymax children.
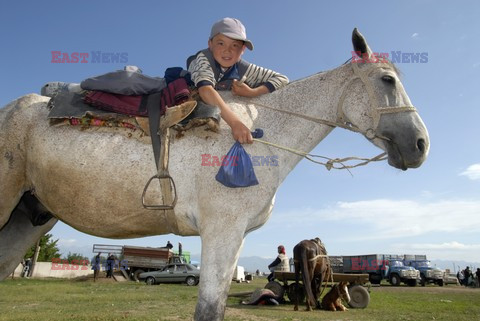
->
<box><xmin>338</xmin><ymin>28</ymin><xmax>429</xmax><ymax>170</ymax></box>
<box><xmin>337</xmin><ymin>281</ymin><xmax>351</xmax><ymax>303</ymax></box>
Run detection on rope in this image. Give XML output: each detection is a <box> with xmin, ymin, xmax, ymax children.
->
<box><xmin>251</xmin><ymin>101</ymin><xmax>377</xmax><ymax>139</ymax></box>
<box><xmin>252</xmin><ymin>138</ymin><xmax>387</xmax><ymax>175</ymax></box>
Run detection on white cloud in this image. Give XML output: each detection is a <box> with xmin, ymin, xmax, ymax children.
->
<box><xmin>57</xmin><ymin>238</ymin><xmax>77</xmax><ymax>245</ymax></box>
<box><xmin>275</xmin><ymin>199</ymin><xmax>480</xmax><ymax>240</ymax></box>
<box><xmin>460</xmin><ymin>163</ymin><xmax>480</xmax><ymax>180</ymax></box>
<box><xmin>396</xmin><ymin>241</ymin><xmax>480</xmax><ymax>251</ymax></box>
<box><xmin>411</xmin><ymin>33</ymin><xmax>420</xmax><ymax>39</ymax></box>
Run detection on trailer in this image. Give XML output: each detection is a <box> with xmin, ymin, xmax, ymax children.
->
<box><xmin>93</xmin><ymin>244</ymin><xmax>185</xmax><ymax>281</ymax></box>
<box><xmin>271</xmin><ymin>271</ymin><xmax>370</xmax><ymax>309</ymax></box>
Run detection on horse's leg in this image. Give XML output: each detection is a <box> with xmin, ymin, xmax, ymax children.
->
<box><xmin>313</xmin><ymin>277</ymin><xmax>321</xmax><ymax>309</ymax></box>
<box><xmin>293</xmin><ymin>259</ymin><xmax>301</xmax><ymax>311</ymax></box>
<box><xmin>0</xmin><ymin>95</ymin><xmax>40</xmax><ymax>229</ymax></box>
<box><xmin>194</xmin><ymin>221</ymin><xmax>246</xmax><ymax>321</ymax></box>
<box><xmin>0</xmin><ymin>193</ymin><xmax>57</xmax><ymax>280</ymax></box>
<box><xmin>336</xmin><ymin>301</ymin><xmax>347</xmax><ymax>311</ymax></box>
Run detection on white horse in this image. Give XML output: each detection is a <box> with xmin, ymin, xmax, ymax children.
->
<box><xmin>0</xmin><ymin>29</ymin><xmax>429</xmax><ymax>320</ymax></box>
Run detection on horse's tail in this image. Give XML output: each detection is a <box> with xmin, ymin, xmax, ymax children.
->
<box><xmin>293</xmin><ymin>245</ymin><xmax>301</xmax><ymax>310</ymax></box>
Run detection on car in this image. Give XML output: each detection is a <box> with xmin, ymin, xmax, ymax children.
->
<box><xmin>444</xmin><ymin>273</ymin><xmax>460</xmax><ymax>285</ymax></box>
<box><xmin>139</xmin><ymin>263</ymin><xmax>200</xmax><ymax>286</ymax></box>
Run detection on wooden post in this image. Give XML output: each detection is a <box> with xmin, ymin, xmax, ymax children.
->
<box><xmin>29</xmin><ymin>239</ymin><xmax>41</xmax><ymax>277</ymax></box>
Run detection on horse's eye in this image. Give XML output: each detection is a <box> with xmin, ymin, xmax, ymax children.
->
<box><xmin>382</xmin><ymin>75</ymin><xmax>395</xmax><ymax>84</ymax></box>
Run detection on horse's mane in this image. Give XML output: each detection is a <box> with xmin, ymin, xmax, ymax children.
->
<box><xmin>283</xmin><ymin>56</ymin><xmax>402</xmax><ymax>90</ymax></box>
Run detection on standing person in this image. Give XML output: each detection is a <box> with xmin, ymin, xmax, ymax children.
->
<box><xmin>178</xmin><ymin>242</ymin><xmax>183</xmax><ymax>260</ymax></box>
<box><xmin>92</xmin><ymin>252</ymin><xmax>102</xmax><ymax>282</ymax></box>
<box><xmin>458</xmin><ymin>269</ymin><xmax>465</xmax><ymax>285</ymax></box>
<box><xmin>187</xmin><ymin>17</ymin><xmax>289</xmax><ymax>144</ymax></box>
<box><xmin>21</xmin><ymin>258</ymin><xmax>32</xmax><ymax>278</ymax></box>
<box><xmin>464</xmin><ymin>266</ymin><xmax>471</xmax><ymax>287</ymax></box>
<box><xmin>166</xmin><ymin>241</ymin><xmax>173</xmax><ymax>250</ymax></box>
<box><xmin>106</xmin><ymin>253</ymin><xmax>115</xmax><ymax>278</ymax></box>
<box><xmin>475</xmin><ymin>268</ymin><xmax>480</xmax><ymax>288</ymax></box>
<box><xmin>267</xmin><ymin>245</ymin><xmax>289</xmax><ymax>282</ymax></box>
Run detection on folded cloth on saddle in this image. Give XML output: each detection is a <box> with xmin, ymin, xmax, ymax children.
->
<box><xmin>81</xmin><ymin>69</ymin><xmax>166</xmax><ymax>95</ymax></box>
<box><xmin>84</xmin><ymin>91</ymin><xmax>150</xmax><ymax>117</ymax></box>
<box><xmin>41</xmin><ymin>82</ymin><xmax>82</xmax><ymax>98</ymax></box>
<box><xmin>82</xmin><ymin>77</ymin><xmax>191</xmax><ymax>117</ymax></box>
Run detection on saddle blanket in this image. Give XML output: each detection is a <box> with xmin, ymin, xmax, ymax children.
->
<box><xmin>47</xmin><ymin>91</ymin><xmax>221</xmax><ymax>136</ymax></box>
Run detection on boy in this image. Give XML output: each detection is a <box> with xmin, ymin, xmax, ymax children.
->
<box><xmin>187</xmin><ymin>18</ymin><xmax>289</xmax><ymax>144</ymax></box>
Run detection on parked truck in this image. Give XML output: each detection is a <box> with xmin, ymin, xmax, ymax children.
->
<box><xmin>403</xmin><ymin>254</ymin><xmax>445</xmax><ymax>286</ymax></box>
<box><xmin>342</xmin><ymin>254</ymin><xmax>420</xmax><ymax>286</ymax></box>
<box><xmin>93</xmin><ymin>244</ymin><xmax>189</xmax><ymax>281</ymax></box>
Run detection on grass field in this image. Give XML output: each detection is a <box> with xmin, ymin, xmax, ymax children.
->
<box><xmin>1</xmin><ymin>276</ymin><xmax>480</xmax><ymax>321</ymax></box>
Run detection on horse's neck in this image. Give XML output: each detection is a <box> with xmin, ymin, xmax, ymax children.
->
<box><xmin>250</xmin><ymin>64</ymin><xmax>352</xmax><ymax>182</ymax></box>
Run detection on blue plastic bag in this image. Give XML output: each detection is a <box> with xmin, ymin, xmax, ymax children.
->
<box><xmin>215</xmin><ymin>142</ymin><xmax>259</xmax><ymax>188</ymax></box>
<box><xmin>215</xmin><ymin>130</ymin><xmax>264</xmax><ymax>188</ymax></box>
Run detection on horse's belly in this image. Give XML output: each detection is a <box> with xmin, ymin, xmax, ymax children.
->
<box><xmin>26</xmin><ymin>118</ymin><xmax>279</xmax><ymax>238</ymax></box>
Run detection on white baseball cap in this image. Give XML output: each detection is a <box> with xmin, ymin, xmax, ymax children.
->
<box><xmin>210</xmin><ymin>17</ymin><xmax>254</xmax><ymax>51</ymax></box>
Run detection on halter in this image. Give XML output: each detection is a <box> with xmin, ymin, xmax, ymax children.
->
<box><xmin>244</xmin><ymin>60</ymin><xmax>419</xmax><ymax>171</ymax></box>
<box><xmin>337</xmin><ymin>61</ymin><xmax>417</xmax><ymax>140</ymax></box>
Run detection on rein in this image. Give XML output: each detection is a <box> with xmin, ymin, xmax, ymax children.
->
<box><xmin>247</xmin><ymin>61</ymin><xmax>417</xmax><ymax>172</ymax></box>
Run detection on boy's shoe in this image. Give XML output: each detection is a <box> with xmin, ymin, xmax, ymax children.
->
<box><xmin>160</xmin><ymin>100</ymin><xmax>197</xmax><ymax>130</ymax></box>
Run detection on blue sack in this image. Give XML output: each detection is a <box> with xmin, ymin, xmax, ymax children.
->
<box><xmin>215</xmin><ymin>129</ymin><xmax>264</xmax><ymax>188</ymax></box>
<box><xmin>216</xmin><ymin>142</ymin><xmax>259</xmax><ymax>188</ymax></box>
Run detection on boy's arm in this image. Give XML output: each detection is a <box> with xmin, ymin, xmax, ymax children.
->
<box><xmin>198</xmin><ymin>85</ymin><xmax>253</xmax><ymax>144</ymax></box>
<box><xmin>231</xmin><ymin>81</ymin><xmax>269</xmax><ymax>98</ymax></box>
<box><xmin>238</xmin><ymin>63</ymin><xmax>289</xmax><ymax>96</ymax></box>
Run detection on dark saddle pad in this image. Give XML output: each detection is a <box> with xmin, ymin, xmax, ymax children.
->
<box><xmin>47</xmin><ymin>91</ymin><xmax>221</xmax><ymax>133</ymax></box>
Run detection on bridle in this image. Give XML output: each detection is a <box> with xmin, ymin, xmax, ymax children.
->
<box><xmin>336</xmin><ymin>61</ymin><xmax>417</xmax><ymax>140</ymax></box>
<box><xmin>251</xmin><ymin>60</ymin><xmax>417</xmax><ymax>142</ymax></box>
<box><xmin>240</xmin><ymin>59</ymin><xmax>420</xmax><ymax>171</ymax></box>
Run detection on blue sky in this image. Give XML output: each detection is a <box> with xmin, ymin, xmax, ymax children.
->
<box><xmin>1</xmin><ymin>1</ymin><xmax>480</xmax><ymax>267</ymax></box>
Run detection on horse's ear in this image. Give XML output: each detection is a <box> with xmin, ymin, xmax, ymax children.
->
<box><xmin>352</xmin><ymin>28</ymin><xmax>373</xmax><ymax>57</ymax></box>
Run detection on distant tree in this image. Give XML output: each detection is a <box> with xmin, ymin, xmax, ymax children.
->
<box><xmin>63</xmin><ymin>252</ymin><xmax>89</xmax><ymax>263</ymax></box>
<box><xmin>24</xmin><ymin>233</ymin><xmax>61</xmax><ymax>262</ymax></box>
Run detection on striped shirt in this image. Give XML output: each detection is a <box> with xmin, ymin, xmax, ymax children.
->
<box><xmin>187</xmin><ymin>50</ymin><xmax>289</xmax><ymax>92</ymax></box>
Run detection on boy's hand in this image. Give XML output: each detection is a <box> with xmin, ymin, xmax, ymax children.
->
<box><xmin>231</xmin><ymin>120</ymin><xmax>253</xmax><ymax>144</ymax></box>
<box><xmin>197</xmin><ymin>85</ymin><xmax>253</xmax><ymax>144</ymax></box>
<box><xmin>232</xmin><ymin>80</ymin><xmax>269</xmax><ymax>98</ymax></box>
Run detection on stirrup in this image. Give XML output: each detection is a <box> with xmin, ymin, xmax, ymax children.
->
<box><xmin>141</xmin><ymin>174</ymin><xmax>178</xmax><ymax>210</ymax></box>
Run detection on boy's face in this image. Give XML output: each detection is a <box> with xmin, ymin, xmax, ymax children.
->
<box><xmin>208</xmin><ymin>34</ymin><xmax>246</xmax><ymax>68</ymax></box>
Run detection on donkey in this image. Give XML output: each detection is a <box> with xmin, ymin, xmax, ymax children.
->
<box><xmin>0</xmin><ymin>29</ymin><xmax>429</xmax><ymax>321</ymax></box>
<box><xmin>293</xmin><ymin>238</ymin><xmax>330</xmax><ymax>311</ymax></box>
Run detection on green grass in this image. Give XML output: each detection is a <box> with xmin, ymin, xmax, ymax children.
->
<box><xmin>1</xmin><ymin>277</ymin><xmax>480</xmax><ymax>321</ymax></box>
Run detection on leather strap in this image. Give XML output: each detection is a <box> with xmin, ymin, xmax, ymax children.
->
<box><xmin>145</xmin><ymin>93</ymin><xmax>180</xmax><ymax>234</ymax></box>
